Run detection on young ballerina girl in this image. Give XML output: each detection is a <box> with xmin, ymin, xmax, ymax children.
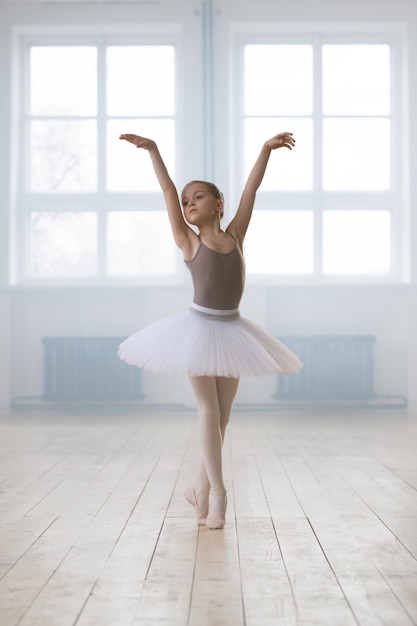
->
<box><xmin>118</xmin><ymin>131</ymin><xmax>302</xmax><ymax>529</ymax></box>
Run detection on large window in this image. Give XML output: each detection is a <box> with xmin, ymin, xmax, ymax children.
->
<box><xmin>20</xmin><ymin>38</ymin><xmax>177</xmax><ymax>281</ymax></box>
<box><xmin>15</xmin><ymin>25</ymin><xmax>405</xmax><ymax>284</ymax></box>
<box><xmin>237</xmin><ymin>36</ymin><xmax>403</xmax><ymax>280</ymax></box>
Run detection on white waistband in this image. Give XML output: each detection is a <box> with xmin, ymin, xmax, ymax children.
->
<box><xmin>190</xmin><ymin>303</ymin><xmax>240</xmax><ymax>316</ymax></box>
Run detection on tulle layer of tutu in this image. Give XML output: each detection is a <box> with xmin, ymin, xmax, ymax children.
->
<box><xmin>118</xmin><ymin>306</ymin><xmax>303</xmax><ymax>378</ymax></box>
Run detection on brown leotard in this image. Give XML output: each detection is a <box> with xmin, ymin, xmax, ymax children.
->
<box><xmin>185</xmin><ymin>236</ymin><xmax>245</xmax><ymax>310</ymax></box>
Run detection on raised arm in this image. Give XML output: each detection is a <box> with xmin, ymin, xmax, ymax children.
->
<box><xmin>227</xmin><ymin>132</ymin><xmax>295</xmax><ymax>245</ymax></box>
<box><xmin>119</xmin><ymin>134</ymin><xmax>195</xmax><ymax>253</ymax></box>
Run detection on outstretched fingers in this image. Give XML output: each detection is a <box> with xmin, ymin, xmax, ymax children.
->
<box><xmin>268</xmin><ymin>132</ymin><xmax>296</xmax><ymax>150</ymax></box>
<box><xmin>119</xmin><ymin>134</ymin><xmax>155</xmax><ymax>150</ymax></box>
<box><xmin>119</xmin><ymin>133</ymin><xmax>139</xmax><ymax>145</ymax></box>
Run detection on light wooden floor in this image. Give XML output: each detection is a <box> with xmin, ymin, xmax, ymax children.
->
<box><xmin>0</xmin><ymin>408</ymin><xmax>416</xmax><ymax>626</ymax></box>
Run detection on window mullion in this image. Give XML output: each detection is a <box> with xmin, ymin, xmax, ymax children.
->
<box><xmin>97</xmin><ymin>37</ymin><xmax>107</xmax><ymax>282</ymax></box>
<box><xmin>313</xmin><ymin>37</ymin><xmax>323</xmax><ymax>282</ymax></box>
<box><xmin>20</xmin><ymin>42</ymin><xmax>32</xmax><ymax>282</ymax></box>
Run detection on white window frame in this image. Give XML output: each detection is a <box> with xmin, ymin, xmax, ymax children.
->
<box><xmin>12</xmin><ymin>23</ymin><xmax>195</xmax><ymax>287</ymax></box>
<box><xmin>11</xmin><ymin>20</ymin><xmax>408</xmax><ymax>287</ymax></box>
<box><xmin>231</xmin><ymin>23</ymin><xmax>408</xmax><ymax>285</ymax></box>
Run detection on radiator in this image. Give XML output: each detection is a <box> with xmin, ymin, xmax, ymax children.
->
<box><xmin>42</xmin><ymin>336</ymin><xmax>144</xmax><ymax>403</ymax></box>
<box><xmin>274</xmin><ymin>335</ymin><xmax>376</xmax><ymax>401</ymax></box>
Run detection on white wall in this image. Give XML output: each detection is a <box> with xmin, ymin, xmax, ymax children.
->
<box><xmin>0</xmin><ymin>0</ymin><xmax>416</xmax><ymax>410</ymax></box>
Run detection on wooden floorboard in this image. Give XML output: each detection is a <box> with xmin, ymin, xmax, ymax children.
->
<box><xmin>0</xmin><ymin>409</ymin><xmax>416</xmax><ymax>625</ymax></box>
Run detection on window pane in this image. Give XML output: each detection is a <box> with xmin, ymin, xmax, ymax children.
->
<box><xmin>30</xmin><ymin>46</ymin><xmax>97</xmax><ymax>116</ymax></box>
<box><xmin>244</xmin><ymin>118</ymin><xmax>312</xmax><ymax>190</ymax></box>
<box><xmin>245</xmin><ymin>211</ymin><xmax>313</xmax><ymax>274</ymax></box>
<box><xmin>107</xmin><ymin>211</ymin><xmax>175</xmax><ymax>275</ymax></box>
<box><xmin>323</xmin><ymin>210</ymin><xmax>390</xmax><ymax>274</ymax></box>
<box><xmin>30</xmin><ymin>212</ymin><xmax>97</xmax><ymax>276</ymax></box>
<box><xmin>107</xmin><ymin>46</ymin><xmax>175</xmax><ymax>117</ymax></box>
<box><xmin>323</xmin><ymin>45</ymin><xmax>390</xmax><ymax>115</ymax></box>
<box><xmin>244</xmin><ymin>45</ymin><xmax>313</xmax><ymax>115</ymax></box>
<box><xmin>30</xmin><ymin>120</ymin><xmax>97</xmax><ymax>192</ymax></box>
<box><xmin>107</xmin><ymin>119</ymin><xmax>175</xmax><ymax>192</ymax></box>
<box><xmin>323</xmin><ymin>119</ymin><xmax>390</xmax><ymax>191</ymax></box>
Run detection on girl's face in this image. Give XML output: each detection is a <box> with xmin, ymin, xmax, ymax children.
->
<box><xmin>181</xmin><ymin>183</ymin><xmax>222</xmax><ymax>225</ymax></box>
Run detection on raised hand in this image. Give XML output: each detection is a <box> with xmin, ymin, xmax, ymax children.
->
<box><xmin>119</xmin><ymin>134</ymin><xmax>156</xmax><ymax>151</ymax></box>
<box><xmin>265</xmin><ymin>132</ymin><xmax>296</xmax><ymax>151</ymax></box>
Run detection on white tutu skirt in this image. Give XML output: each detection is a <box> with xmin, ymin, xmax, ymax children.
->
<box><xmin>118</xmin><ymin>303</ymin><xmax>303</xmax><ymax>378</ymax></box>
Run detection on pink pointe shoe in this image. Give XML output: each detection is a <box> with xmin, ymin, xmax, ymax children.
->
<box><xmin>184</xmin><ymin>488</ymin><xmax>208</xmax><ymax>525</ymax></box>
<box><xmin>206</xmin><ymin>493</ymin><xmax>227</xmax><ymax>530</ymax></box>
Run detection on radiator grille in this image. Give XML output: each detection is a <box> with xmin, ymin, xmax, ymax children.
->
<box><xmin>42</xmin><ymin>337</ymin><xmax>144</xmax><ymax>402</ymax></box>
<box><xmin>275</xmin><ymin>335</ymin><xmax>375</xmax><ymax>401</ymax></box>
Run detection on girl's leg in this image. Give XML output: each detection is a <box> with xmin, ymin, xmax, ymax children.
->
<box><xmin>189</xmin><ymin>376</ymin><xmax>239</xmax><ymax>508</ymax></box>
<box><xmin>216</xmin><ymin>376</ymin><xmax>240</xmax><ymax>438</ymax></box>
<box><xmin>189</xmin><ymin>376</ymin><xmax>224</xmax><ymax>497</ymax></box>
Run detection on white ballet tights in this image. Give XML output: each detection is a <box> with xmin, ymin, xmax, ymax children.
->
<box><xmin>189</xmin><ymin>376</ymin><xmax>239</xmax><ymax>511</ymax></box>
